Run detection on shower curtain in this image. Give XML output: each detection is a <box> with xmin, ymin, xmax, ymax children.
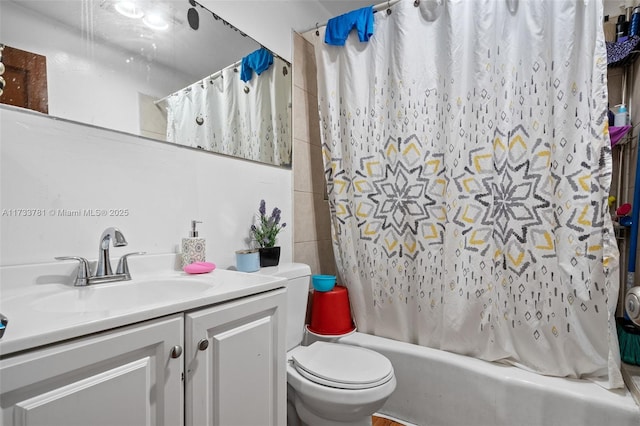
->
<box><xmin>165</xmin><ymin>56</ymin><xmax>291</xmax><ymax>166</ymax></box>
<box><xmin>312</xmin><ymin>0</ymin><xmax>623</xmax><ymax>387</ymax></box>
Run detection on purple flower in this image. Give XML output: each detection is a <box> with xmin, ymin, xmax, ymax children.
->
<box><xmin>251</xmin><ymin>200</ymin><xmax>286</xmax><ymax>248</ymax></box>
<box><xmin>271</xmin><ymin>207</ymin><xmax>281</xmax><ymax>224</ymax></box>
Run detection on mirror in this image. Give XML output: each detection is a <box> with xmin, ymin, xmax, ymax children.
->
<box><xmin>0</xmin><ymin>0</ymin><xmax>292</xmax><ymax>167</ymax></box>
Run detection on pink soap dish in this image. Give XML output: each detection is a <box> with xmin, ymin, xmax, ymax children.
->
<box><xmin>184</xmin><ymin>261</ymin><xmax>216</xmax><ymax>274</ymax></box>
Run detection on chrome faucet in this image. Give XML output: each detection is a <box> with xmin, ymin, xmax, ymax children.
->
<box><xmin>56</xmin><ymin>227</ymin><xmax>145</xmax><ymax>286</ymax></box>
<box><xmin>96</xmin><ymin>227</ymin><xmax>128</xmax><ymax>277</ymax></box>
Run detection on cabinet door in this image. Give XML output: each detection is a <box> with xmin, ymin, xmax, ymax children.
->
<box><xmin>185</xmin><ymin>289</ymin><xmax>286</xmax><ymax>426</ymax></box>
<box><xmin>0</xmin><ymin>314</ymin><xmax>184</xmax><ymax>426</ymax></box>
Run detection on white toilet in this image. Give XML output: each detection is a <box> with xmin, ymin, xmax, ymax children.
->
<box><xmin>260</xmin><ymin>263</ymin><xmax>396</xmax><ymax>426</ymax></box>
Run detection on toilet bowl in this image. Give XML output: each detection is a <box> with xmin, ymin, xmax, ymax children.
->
<box><xmin>259</xmin><ymin>264</ymin><xmax>396</xmax><ymax>426</ymax></box>
<box><xmin>287</xmin><ymin>341</ymin><xmax>396</xmax><ymax>426</ymax></box>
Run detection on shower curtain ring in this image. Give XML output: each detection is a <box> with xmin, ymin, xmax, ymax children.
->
<box><xmin>316</xmin><ymin>23</ymin><xmax>320</xmax><ymax>36</ymax></box>
<box><xmin>387</xmin><ymin>0</ymin><xmax>392</xmax><ymax>15</ymax></box>
<box><xmin>414</xmin><ymin>0</ymin><xmax>420</xmax><ymax>6</ymax></box>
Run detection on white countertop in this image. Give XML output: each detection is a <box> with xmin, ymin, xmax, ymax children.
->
<box><xmin>0</xmin><ymin>254</ymin><xmax>286</xmax><ymax>356</ymax></box>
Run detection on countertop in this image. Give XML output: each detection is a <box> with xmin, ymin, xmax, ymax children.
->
<box><xmin>0</xmin><ymin>254</ymin><xmax>286</xmax><ymax>356</ymax></box>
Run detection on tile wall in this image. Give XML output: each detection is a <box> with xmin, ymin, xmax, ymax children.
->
<box><xmin>291</xmin><ymin>33</ymin><xmax>336</xmax><ymax>276</ymax></box>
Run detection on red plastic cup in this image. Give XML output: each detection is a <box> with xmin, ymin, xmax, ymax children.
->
<box><xmin>308</xmin><ymin>285</ymin><xmax>355</xmax><ymax>335</ymax></box>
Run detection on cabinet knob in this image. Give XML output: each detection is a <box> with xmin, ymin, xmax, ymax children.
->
<box><xmin>198</xmin><ymin>339</ymin><xmax>209</xmax><ymax>351</ymax></box>
<box><xmin>170</xmin><ymin>345</ymin><xmax>183</xmax><ymax>358</ymax></box>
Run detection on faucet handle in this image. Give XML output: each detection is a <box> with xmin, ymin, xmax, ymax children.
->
<box><xmin>0</xmin><ymin>313</ymin><xmax>7</xmax><ymax>339</ymax></box>
<box><xmin>55</xmin><ymin>256</ymin><xmax>91</xmax><ymax>286</ymax></box>
<box><xmin>116</xmin><ymin>252</ymin><xmax>146</xmax><ymax>278</ymax></box>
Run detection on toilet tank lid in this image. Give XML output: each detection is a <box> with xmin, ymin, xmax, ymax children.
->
<box><xmin>259</xmin><ymin>263</ymin><xmax>311</xmax><ymax>280</ymax></box>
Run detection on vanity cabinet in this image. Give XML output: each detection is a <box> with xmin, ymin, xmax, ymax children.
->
<box><xmin>0</xmin><ymin>288</ymin><xmax>286</xmax><ymax>426</ymax></box>
<box><xmin>185</xmin><ymin>289</ymin><xmax>287</xmax><ymax>426</ymax></box>
<box><xmin>0</xmin><ymin>314</ymin><xmax>184</xmax><ymax>426</ymax></box>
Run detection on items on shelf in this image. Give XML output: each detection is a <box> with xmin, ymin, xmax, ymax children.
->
<box><xmin>606</xmin><ymin>35</ymin><xmax>640</xmax><ymax>67</ymax></box>
<box><xmin>610</xmin><ymin>125</ymin><xmax>632</xmax><ymax>147</ymax></box>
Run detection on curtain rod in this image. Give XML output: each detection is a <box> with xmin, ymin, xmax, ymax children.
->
<box><xmin>300</xmin><ymin>0</ymin><xmax>403</xmax><ymax>35</ymax></box>
<box><xmin>154</xmin><ymin>49</ymin><xmax>289</xmax><ymax>106</ymax></box>
<box><xmin>154</xmin><ymin>59</ymin><xmax>243</xmax><ymax>105</ymax></box>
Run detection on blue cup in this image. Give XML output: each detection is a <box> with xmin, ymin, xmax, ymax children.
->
<box><xmin>236</xmin><ymin>249</ymin><xmax>260</xmax><ymax>272</ymax></box>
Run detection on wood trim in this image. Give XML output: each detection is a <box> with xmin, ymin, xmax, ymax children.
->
<box><xmin>1</xmin><ymin>45</ymin><xmax>48</xmax><ymax>114</ymax></box>
<box><xmin>372</xmin><ymin>415</ymin><xmax>405</xmax><ymax>426</ymax></box>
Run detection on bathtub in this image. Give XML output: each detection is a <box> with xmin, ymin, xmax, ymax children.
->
<box><xmin>336</xmin><ymin>332</ymin><xmax>640</xmax><ymax>426</ymax></box>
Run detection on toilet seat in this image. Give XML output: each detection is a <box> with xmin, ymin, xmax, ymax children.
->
<box><xmin>291</xmin><ymin>342</ymin><xmax>394</xmax><ymax>390</ymax></box>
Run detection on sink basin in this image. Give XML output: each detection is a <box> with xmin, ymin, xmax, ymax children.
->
<box><xmin>30</xmin><ymin>277</ymin><xmax>215</xmax><ymax>313</ymax></box>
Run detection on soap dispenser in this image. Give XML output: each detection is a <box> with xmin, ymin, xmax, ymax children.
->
<box><xmin>182</xmin><ymin>220</ymin><xmax>206</xmax><ymax>267</ymax></box>
<box><xmin>614</xmin><ymin>104</ymin><xmax>630</xmax><ymax>127</ymax></box>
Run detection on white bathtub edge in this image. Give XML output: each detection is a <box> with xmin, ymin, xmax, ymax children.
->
<box><xmin>338</xmin><ymin>332</ymin><xmax>640</xmax><ymax>426</ymax></box>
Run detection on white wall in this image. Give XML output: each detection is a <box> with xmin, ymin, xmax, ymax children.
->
<box><xmin>0</xmin><ymin>106</ymin><xmax>292</xmax><ymax>268</ymax></box>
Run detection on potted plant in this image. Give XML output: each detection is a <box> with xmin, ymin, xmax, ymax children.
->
<box><xmin>251</xmin><ymin>200</ymin><xmax>286</xmax><ymax>267</ymax></box>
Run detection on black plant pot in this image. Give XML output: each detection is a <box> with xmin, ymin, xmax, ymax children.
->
<box><xmin>259</xmin><ymin>246</ymin><xmax>281</xmax><ymax>267</ymax></box>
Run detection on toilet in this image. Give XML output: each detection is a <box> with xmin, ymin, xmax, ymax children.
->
<box><xmin>259</xmin><ymin>263</ymin><xmax>396</xmax><ymax>426</ymax></box>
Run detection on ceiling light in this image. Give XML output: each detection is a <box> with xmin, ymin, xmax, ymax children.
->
<box><xmin>143</xmin><ymin>13</ymin><xmax>169</xmax><ymax>31</ymax></box>
<box><xmin>114</xmin><ymin>1</ymin><xmax>144</xmax><ymax>19</ymax></box>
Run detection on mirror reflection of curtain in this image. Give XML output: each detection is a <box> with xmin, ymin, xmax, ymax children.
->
<box><xmin>165</xmin><ymin>57</ymin><xmax>291</xmax><ymax>166</ymax></box>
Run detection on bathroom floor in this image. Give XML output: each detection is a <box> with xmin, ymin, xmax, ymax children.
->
<box><xmin>372</xmin><ymin>415</ymin><xmax>404</xmax><ymax>426</ymax></box>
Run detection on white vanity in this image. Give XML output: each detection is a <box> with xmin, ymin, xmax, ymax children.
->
<box><xmin>0</xmin><ymin>254</ymin><xmax>287</xmax><ymax>426</ymax></box>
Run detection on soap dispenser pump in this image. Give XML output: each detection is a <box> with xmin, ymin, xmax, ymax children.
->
<box><xmin>182</xmin><ymin>220</ymin><xmax>206</xmax><ymax>267</ymax></box>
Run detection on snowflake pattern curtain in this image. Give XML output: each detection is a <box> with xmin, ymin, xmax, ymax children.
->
<box><xmin>165</xmin><ymin>56</ymin><xmax>291</xmax><ymax>166</ymax></box>
<box><xmin>312</xmin><ymin>0</ymin><xmax>623</xmax><ymax>387</ymax></box>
